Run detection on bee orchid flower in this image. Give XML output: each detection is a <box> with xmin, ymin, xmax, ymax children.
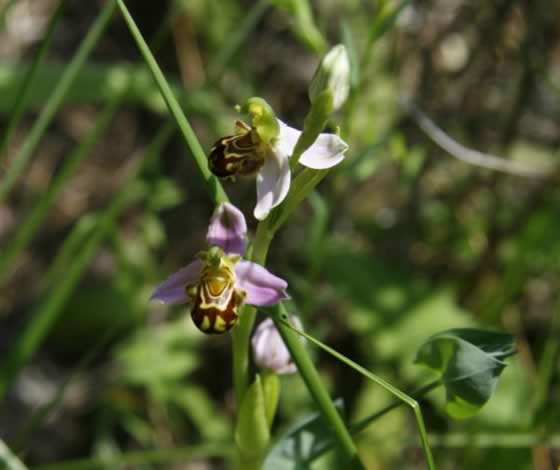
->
<box><xmin>209</xmin><ymin>98</ymin><xmax>348</xmax><ymax>220</ymax></box>
<box><xmin>151</xmin><ymin>203</ymin><xmax>288</xmax><ymax>334</ymax></box>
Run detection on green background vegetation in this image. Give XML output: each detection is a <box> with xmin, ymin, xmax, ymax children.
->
<box><xmin>0</xmin><ymin>0</ymin><xmax>558</xmax><ymax>468</ymax></box>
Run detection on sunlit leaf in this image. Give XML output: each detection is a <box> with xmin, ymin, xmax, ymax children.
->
<box><xmin>415</xmin><ymin>328</ymin><xmax>515</xmax><ymax>418</ymax></box>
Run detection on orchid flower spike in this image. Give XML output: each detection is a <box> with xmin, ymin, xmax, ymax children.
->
<box><xmin>252</xmin><ymin>316</ymin><xmax>303</xmax><ymax>375</ymax></box>
<box><xmin>208</xmin><ymin>98</ymin><xmax>348</xmax><ymax>220</ymax></box>
<box><xmin>151</xmin><ymin>203</ymin><xmax>288</xmax><ymax>334</ymax></box>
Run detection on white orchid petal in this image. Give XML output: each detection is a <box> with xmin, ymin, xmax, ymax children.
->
<box><xmin>254</xmin><ymin>150</ymin><xmax>291</xmax><ymax>220</ymax></box>
<box><xmin>274</xmin><ymin>119</ymin><xmax>301</xmax><ymax>159</ymax></box>
<box><xmin>299</xmin><ymin>132</ymin><xmax>348</xmax><ymax>169</ymax></box>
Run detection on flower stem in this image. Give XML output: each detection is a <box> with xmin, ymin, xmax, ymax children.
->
<box><xmin>271</xmin><ymin>303</ymin><xmax>365</xmax><ymax>468</ymax></box>
<box><xmin>278</xmin><ymin>314</ymin><xmax>436</xmax><ymax>470</ymax></box>
<box><xmin>231</xmin><ymin>220</ymin><xmax>273</xmax><ymax>402</ymax></box>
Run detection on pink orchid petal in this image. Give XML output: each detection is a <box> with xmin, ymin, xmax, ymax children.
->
<box><xmin>150</xmin><ymin>259</ymin><xmax>202</xmax><ymax>304</ymax></box>
<box><xmin>234</xmin><ymin>260</ymin><xmax>288</xmax><ymax>306</ymax></box>
<box><xmin>299</xmin><ymin>132</ymin><xmax>348</xmax><ymax>169</ymax></box>
<box><xmin>252</xmin><ymin>316</ymin><xmax>302</xmax><ymax>375</ymax></box>
<box><xmin>206</xmin><ymin>202</ymin><xmax>247</xmax><ymax>255</ymax></box>
<box><xmin>254</xmin><ymin>150</ymin><xmax>291</xmax><ymax>220</ymax></box>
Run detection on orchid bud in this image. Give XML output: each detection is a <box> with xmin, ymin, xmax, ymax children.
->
<box><xmin>235</xmin><ymin>375</ymin><xmax>270</xmax><ymax>464</ymax></box>
<box><xmin>252</xmin><ymin>317</ymin><xmax>303</xmax><ymax>374</ymax></box>
<box><xmin>308</xmin><ymin>44</ymin><xmax>351</xmax><ymax>112</ymax></box>
<box><xmin>240</xmin><ymin>97</ymin><xmax>280</xmax><ymax>145</ymax></box>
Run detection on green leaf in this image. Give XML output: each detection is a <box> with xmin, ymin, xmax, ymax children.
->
<box><xmin>414</xmin><ymin>328</ymin><xmax>515</xmax><ymax>418</ymax></box>
<box><xmin>263</xmin><ymin>399</ymin><xmax>345</xmax><ymax>469</ymax></box>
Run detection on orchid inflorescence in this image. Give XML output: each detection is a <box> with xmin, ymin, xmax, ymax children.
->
<box><xmin>151</xmin><ymin>44</ymin><xmax>351</xmax><ymax>338</ymax></box>
<box><xmin>150</xmin><ymin>43</ymin><xmax>352</xmax><ymax>468</ymax></box>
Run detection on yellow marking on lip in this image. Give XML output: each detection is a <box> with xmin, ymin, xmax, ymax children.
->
<box><xmin>214</xmin><ymin>315</ymin><xmax>227</xmax><ymax>332</ymax></box>
<box><xmin>201</xmin><ymin>316</ymin><xmax>211</xmax><ymax>331</ymax></box>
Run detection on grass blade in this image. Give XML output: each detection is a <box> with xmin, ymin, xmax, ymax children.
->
<box><xmin>116</xmin><ymin>0</ymin><xmax>228</xmax><ymax>205</ymax></box>
<box><xmin>0</xmin><ymin>97</ymin><xmax>121</xmax><ymax>285</ymax></box>
<box><xmin>0</xmin><ymin>439</ymin><xmax>28</xmax><ymax>470</ymax></box>
<box><xmin>271</xmin><ymin>304</ymin><xmax>366</xmax><ymax>469</ymax></box>
<box><xmin>0</xmin><ymin>0</ymin><xmax>66</xmax><ymax>163</ymax></box>
<box><xmin>0</xmin><ymin>0</ymin><xmax>117</xmax><ymax>202</ymax></box>
<box><xmin>0</xmin><ymin>123</ymin><xmax>174</xmax><ymax>400</ymax></box>
<box><xmin>275</xmin><ymin>307</ymin><xmax>436</xmax><ymax>470</ymax></box>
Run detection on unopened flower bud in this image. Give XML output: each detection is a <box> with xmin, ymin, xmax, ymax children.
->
<box><xmin>252</xmin><ymin>317</ymin><xmax>302</xmax><ymax>374</ymax></box>
<box><xmin>308</xmin><ymin>44</ymin><xmax>351</xmax><ymax>112</ymax></box>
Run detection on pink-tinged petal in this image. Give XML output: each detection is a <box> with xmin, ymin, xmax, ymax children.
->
<box><xmin>274</xmin><ymin>119</ymin><xmax>301</xmax><ymax>158</ymax></box>
<box><xmin>234</xmin><ymin>260</ymin><xmax>288</xmax><ymax>306</ymax></box>
<box><xmin>254</xmin><ymin>150</ymin><xmax>291</xmax><ymax>220</ymax></box>
<box><xmin>150</xmin><ymin>259</ymin><xmax>202</xmax><ymax>304</ymax></box>
<box><xmin>299</xmin><ymin>132</ymin><xmax>348</xmax><ymax>169</ymax></box>
<box><xmin>252</xmin><ymin>318</ymin><xmax>297</xmax><ymax>374</ymax></box>
<box><xmin>206</xmin><ymin>202</ymin><xmax>247</xmax><ymax>255</ymax></box>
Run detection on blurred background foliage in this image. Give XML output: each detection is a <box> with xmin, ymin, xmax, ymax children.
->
<box><xmin>0</xmin><ymin>0</ymin><xmax>559</xmax><ymax>468</ymax></box>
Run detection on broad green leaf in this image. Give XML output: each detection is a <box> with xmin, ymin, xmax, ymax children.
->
<box><xmin>415</xmin><ymin>328</ymin><xmax>515</xmax><ymax>418</ymax></box>
<box><xmin>264</xmin><ymin>399</ymin><xmax>345</xmax><ymax>469</ymax></box>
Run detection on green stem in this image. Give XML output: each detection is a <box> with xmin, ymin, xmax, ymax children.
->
<box><xmin>278</xmin><ymin>313</ymin><xmax>436</xmax><ymax>470</ymax></box>
<box><xmin>272</xmin><ymin>304</ymin><xmax>365</xmax><ymax>468</ymax></box>
<box><xmin>307</xmin><ymin>380</ymin><xmax>441</xmax><ymax>463</ymax></box>
<box><xmin>0</xmin><ymin>0</ymin><xmax>65</xmax><ymax>163</ymax></box>
<box><xmin>0</xmin><ymin>0</ymin><xmax>117</xmax><ymax>203</ymax></box>
<box><xmin>267</xmin><ymin>168</ymin><xmax>329</xmax><ymax>234</ymax></box>
<box><xmin>0</xmin><ymin>439</ymin><xmax>27</xmax><ymax>470</ymax></box>
<box><xmin>231</xmin><ymin>221</ymin><xmax>273</xmax><ymax>401</ymax></box>
<box><xmin>116</xmin><ymin>0</ymin><xmax>228</xmax><ymax>205</ymax></box>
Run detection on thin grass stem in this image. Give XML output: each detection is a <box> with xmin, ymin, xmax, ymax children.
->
<box><xmin>34</xmin><ymin>443</ymin><xmax>234</xmax><ymax>470</ymax></box>
<box><xmin>277</xmin><ymin>312</ymin><xmax>436</xmax><ymax>470</ymax></box>
<box><xmin>0</xmin><ymin>98</ymin><xmax>120</xmax><ymax>284</ymax></box>
<box><xmin>0</xmin><ymin>0</ymin><xmax>118</xmax><ymax>202</ymax></box>
<box><xmin>271</xmin><ymin>304</ymin><xmax>365</xmax><ymax>469</ymax></box>
<box><xmin>0</xmin><ymin>124</ymin><xmax>174</xmax><ymax>400</ymax></box>
<box><xmin>0</xmin><ymin>0</ymin><xmax>66</xmax><ymax>163</ymax></box>
<box><xmin>116</xmin><ymin>0</ymin><xmax>228</xmax><ymax>205</ymax></box>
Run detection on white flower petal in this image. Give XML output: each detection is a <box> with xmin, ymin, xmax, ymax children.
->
<box><xmin>299</xmin><ymin>132</ymin><xmax>348</xmax><ymax>169</ymax></box>
<box><xmin>274</xmin><ymin>119</ymin><xmax>301</xmax><ymax>159</ymax></box>
<box><xmin>254</xmin><ymin>150</ymin><xmax>291</xmax><ymax>220</ymax></box>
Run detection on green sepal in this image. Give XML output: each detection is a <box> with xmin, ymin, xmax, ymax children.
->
<box><xmin>235</xmin><ymin>374</ymin><xmax>271</xmax><ymax>459</ymax></box>
<box><xmin>261</xmin><ymin>371</ymin><xmax>280</xmax><ymax>428</ymax></box>
<box><xmin>241</xmin><ymin>97</ymin><xmax>280</xmax><ymax>145</ymax></box>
